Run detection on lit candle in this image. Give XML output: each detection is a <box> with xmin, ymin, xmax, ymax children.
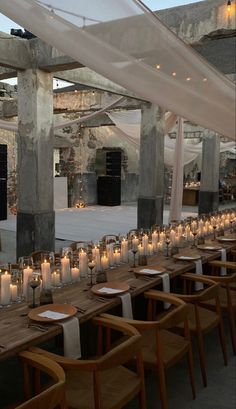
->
<box><xmin>106</xmin><ymin>244</ymin><xmax>114</xmax><ymax>267</ymax></box>
<box><xmin>177</xmin><ymin>224</ymin><xmax>183</xmax><ymax>236</ymax></box>
<box><xmin>151</xmin><ymin>231</ymin><xmax>158</xmax><ymax>252</ymax></box>
<box><xmin>142</xmin><ymin>234</ymin><xmax>149</xmax><ymax>255</ymax></box>
<box><xmin>71</xmin><ymin>266</ymin><xmax>80</xmax><ymax>282</ymax></box>
<box><xmin>1</xmin><ymin>272</ymin><xmax>11</xmax><ymax>305</ymax></box>
<box><xmin>159</xmin><ymin>232</ymin><xmax>165</xmax><ymax>243</ymax></box>
<box><xmin>101</xmin><ymin>252</ymin><xmax>109</xmax><ymax>270</ymax></box>
<box><xmin>92</xmin><ymin>246</ymin><xmax>101</xmax><ymax>272</ymax></box>
<box><xmin>121</xmin><ymin>238</ymin><xmax>129</xmax><ymax>263</ymax></box>
<box><xmin>185</xmin><ymin>225</ymin><xmax>191</xmax><ymax>241</ymax></box>
<box><xmin>79</xmin><ymin>250</ymin><xmax>88</xmax><ymax>278</ymax></box>
<box><xmin>10</xmin><ymin>284</ymin><xmax>18</xmax><ymax>302</ymax></box>
<box><xmin>138</xmin><ymin>244</ymin><xmax>144</xmax><ymax>256</ymax></box>
<box><xmin>51</xmin><ymin>271</ymin><xmax>61</xmax><ymax>287</ymax></box>
<box><xmin>23</xmin><ymin>266</ymin><xmax>33</xmax><ymax>298</ymax></box>
<box><xmin>41</xmin><ymin>259</ymin><xmax>51</xmax><ymax>289</ymax></box>
<box><xmin>61</xmin><ymin>256</ymin><xmax>71</xmax><ymax>284</ymax></box>
<box><xmin>170</xmin><ymin>229</ymin><xmax>176</xmax><ymax>244</ymax></box>
<box><xmin>114</xmin><ymin>249</ymin><xmax>120</xmax><ymax>265</ymax></box>
<box><xmin>148</xmin><ymin>243</ymin><xmax>154</xmax><ymax>256</ymax></box>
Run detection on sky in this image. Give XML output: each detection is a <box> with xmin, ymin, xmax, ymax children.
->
<box><xmin>0</xmin><ymin>0</ymin><xmax>204</xmax><ymax>86</ymax></box>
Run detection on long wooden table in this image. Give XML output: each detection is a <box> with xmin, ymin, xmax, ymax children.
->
<box><xmin>0</xmin><ymin>238</ymin><xmax>235</xmax><ymax>362</ymax></box>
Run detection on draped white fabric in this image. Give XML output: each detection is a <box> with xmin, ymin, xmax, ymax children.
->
<box><xmin>0</xmin><ymin>0</ymin><xmax>235</xmax><ymax>140</ymax></box>
<box><xmin>169</xmin><ymin>118</ymin><xmax>184</xmax><ymax>222</ymax></box>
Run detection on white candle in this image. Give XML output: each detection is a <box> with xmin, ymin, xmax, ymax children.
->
<box><xmin>170</xmin><ymin>229</ymin><xmax>176</xmax><ymax>244</ymax></box>
<box><xmin>10</xmin><ymin>284</ymin><xmax>18</xmax><ymax>301</ymax></box>
<box><xmin>138</xmin><ymin>244</ymin><xmax>144</xmax><ymax>256</ymax></box>
<box><xmin>71</xmin><ymin>267</ymin><xmax>80</xmax><ymax>282</ymax></box>
<box><xmin>132</xmin><ymin>236</ymin><xmax>139</xmax><ymax>251</ymax></box>
<box><xmin>106</xmin><ymin>244</ymin><xmax>114</xmax><ymax>267</ymax></box>
<box><xmin>142</xmin><ymin>234</ymin><xmax>148</xmax><ymax>255</ymax></box>
<box><xmin>41</xmin><ymin>260</ymin><xmax>51</xmax><ymax>289</ymax></box>
<box><xmin>92</xmin><ymin>246</ymin><xmax>101</xmax><ymax>272</ymax></box>
<box><xmin>101</xmin><ymin>252</ymin><xmax>109</xmax><ymax>270</ymax></box>
<box><xmin>159</xmin><ymin>232</ymin><xmax>165</xmax><ymax>243</ymax></box>
<box><xmin>79</xmin><ymin>250</ymin><xmax>88</xmax><ymax>278</ymax></box>
<box><xmin>1</xmin><ymin>272</ymin><xmax>11</xmax><ymax>305</ymax></box>
<box><xmin>51</xmin><ymin>271</ymin><xmax>61</xmax><ymax>286</ymax></box>
<box><xmin>148</xmin><ymin>243</ymin><xmax>154</xmax><ymax>256</ymax></box>
<box><xmin>121</xmin><ymin>239</ymin><xmax>129</xmax><ymax>263</ymax></box>
<box><xmin>23</xmin><ymin>266</ymin><xmax>33</xmax><ymax>298</ymax></box>
<box><xmin>177</xmin><ymin>224</ymin><xmax>183</xmax><ymax>236</ymax></box>
<box><xmin>151</xmin><ymin>231</ymin><xmax>158</xmax><ymax>252</ymax></box>
<box><xmin>61</xmin><ymin>256</ymin><xmax>71</xmax><ymax>284</ymax></box>
<box><xmin>114</xmin><ymin>249</ymin><xmax>120</xmax><ymax>265</ymax></box>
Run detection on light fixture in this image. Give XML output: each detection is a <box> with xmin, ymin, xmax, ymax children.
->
<box><xmin>156</xmin><ymin>64</ymin><xmax>161</xmax><ymax>70</ymax></box>
<box><xmin>172</xmin><ymin>72</ymin><xmax>176</xmax><ymax>77</ymax></box>
<box><xmin>186</xmin><ymin>77</ymin><xmax>191</xmax><ymax>81</ymax></box>
<box><xmin>227</xmin><ymin>1</ymin><xmax>231</xmax><ymax>12</ymax></box>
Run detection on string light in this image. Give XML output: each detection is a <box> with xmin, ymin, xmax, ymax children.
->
<box><xmin>156</xmin><ymin>64</ymin><xmax>161</xmax><ymax>70</ymax></box>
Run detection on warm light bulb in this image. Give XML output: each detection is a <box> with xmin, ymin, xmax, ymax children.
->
<box><xmin>186</xmin><ymin>77</ymin><xmax>191</xmax><ymax>81</ymax></box>
<box><xmin>156</xmin><ymin>64</ymin><xmax>161</xmax><ymax>69</ymax></box>
<box><xmin>227</xmin><ymin>0</ymin><xmax>231</xmax><ymax>12</ymax></box>
<box><xmin>172</xmin><ymin>72</ymin><xmax>176</xmax><ymax>77</ymax></box>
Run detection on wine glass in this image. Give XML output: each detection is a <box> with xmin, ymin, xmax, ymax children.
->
<box><xmin>87</xmin><ymin>255</ymin><xmax>96</xmax><ymax>287</ymax></box>
<box><xmin>28</xmin><ymin>274</ymin><xmax>41</xmax><ymax>308</ymax></box>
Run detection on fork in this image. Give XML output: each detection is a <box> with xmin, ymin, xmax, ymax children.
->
<box><xmin>27</xmin><ymin>323</ymin><xmax>50</xmax><ymax>332</ymax></box>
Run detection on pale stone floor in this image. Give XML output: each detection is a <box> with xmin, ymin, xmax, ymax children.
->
<box><xmin>0</xmin><ymin>202</ymin><xmax>235</xmax><ymax>408</ymax></box>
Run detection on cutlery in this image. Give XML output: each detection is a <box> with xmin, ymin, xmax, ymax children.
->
<box><xmin>27</xmin><ymin>323</ymin><xmax>50</xmax><ymax>332</ymax></box>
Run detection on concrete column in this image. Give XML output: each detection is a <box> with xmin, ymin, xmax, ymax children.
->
<box><xmin>138</xmin><ymin>103</ymin><xmax>165</xmax><ymax>229</ymax></box>
<box><xmin>17</xmin><ymin>69</ymin><xmax>54</xmax><ymax>258</ymax></box>
<box><xmin>198</xmin><ymin>131</ymin><xmax>220</xmax><ymax>215</ymax></box>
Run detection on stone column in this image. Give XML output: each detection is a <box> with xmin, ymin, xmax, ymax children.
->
<box><xmin>198</xmin><ymin>131</ymin><xmax>220</xmax><ymax>215</ymax></box>
<box><xmin>16</xmin><ymin>69</ymin><xmax>54</xmax><ymax>258</ymax></box>
<box><xmin>137</xmin><ymin>103</ymin><xmax>165</xmax><ymax>229</ymax></box>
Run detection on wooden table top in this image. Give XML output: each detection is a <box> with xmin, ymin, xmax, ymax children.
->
<box><xmin>0</xmin><ymin>237</ymin><xmax>235</xmax><ymax>362</ymax></box>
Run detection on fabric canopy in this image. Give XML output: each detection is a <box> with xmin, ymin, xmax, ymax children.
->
<box><xmin>0</xmin><ymin>0</ymin><xmax>235</xmax><ymax>140</ymax></box>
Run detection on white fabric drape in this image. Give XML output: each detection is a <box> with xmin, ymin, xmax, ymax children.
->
<box><xmin>0</xmin><ymin>0</ymin><xmax>235</xmax><ymax>140</ymax></box>
<box><xmin>169</xmin><ymin>118</ymin><xmax>184</xmax><ymax>222</ymax></box>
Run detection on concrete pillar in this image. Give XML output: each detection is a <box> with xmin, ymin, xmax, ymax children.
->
<box><xmin>198</xmin><ymin>131</ymin><xmax>220</xmax><ymax>215</ymax></box>
<box><xmin>16</xmin><ymin>69</ymin><xmax>54</xmax><ymax>258</ymax></box>
<box><xmin>138</xmin><ymin>103</ymin><xmax>165</xmax><ymax>229</ymax></box>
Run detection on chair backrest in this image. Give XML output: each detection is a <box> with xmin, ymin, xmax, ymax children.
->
<box><xmin>100</xmin><ymin>235</ymin><xmax>119</xmax><ymax>245</ymax></box>
<box><xmin>16</xmin><ymin>351</ymin><xmax>67</xmax><ymax>409</ymax></box>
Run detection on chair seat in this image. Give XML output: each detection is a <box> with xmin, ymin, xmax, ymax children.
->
<box><xmin>202</xmin><ymin>287</ymin><xmax>236</xmax><ymax>310</ymax></box>
<box><xmin>141</xmin><ymin>328</ymin><xmax>189</xmax><ymax>369</ymax></box>
<box><xmin>177</xmin><ymin>304</ymin><xmax>220</xmax><ymax>334</ymax></box>
<box><xmin>65</xmin><ymin>365</ymin><xmax>141</xmax><ymax>409</ymax></box>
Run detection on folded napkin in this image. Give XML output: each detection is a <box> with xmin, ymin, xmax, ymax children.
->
<box><xmin>194</xmin><ymin>260</ymin><xmax>204</xmax><ymax>291</ymax></box>
<box><xmin>139</xmin><ymin>269</ymin><xmax>163</xmax><ymax>275</ymax></box>
<box><xmin>58</xmin><ymin>317</ymin><xmax>81</xmax><ymax>359</ymax></box>
<box><xmin>160</xmin><ymin>273</ymin><xmax>171</xmax><ymax>309</ymax></box>
<box><xmin>118</xmin><ymin>293</ymin><xmax>133</xmax><ymax>319</ymax></box>
<box><xmin>218</xmin><ymin>249</ymin><xmax>227</xmax><ymax>276</ymax></box>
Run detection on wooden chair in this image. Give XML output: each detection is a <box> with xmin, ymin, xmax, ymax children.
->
<box><xmin>101</xmin><ymin>291</ymin><xmax>196</xmax><ymax>409</ymax></box>
<box><xmin>201</xmin><ymin>260</ymin><xmax>236</xmax><ymax>355</ymax></box>
<box><xmin>173</xmin><ymin>273</ymin><xmax>228</xmax><ymax>387</ymax></box>
<box><xmin>16</xmin><ymin>350</ymin><xmax>67</xmax><ymax>409</ymax></box>
<box><xmin>100</xmin><ymin>234</ymin><xmax>119</xmax><ymax>245</ymax></box>
<box><xmin>29</xmin><ymin>316</ymin><xmax>146</xmax><ymax>409</ymax></box>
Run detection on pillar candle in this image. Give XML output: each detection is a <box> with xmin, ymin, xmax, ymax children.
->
<box><xmin>10</xmin><ymin>284</ymin><xmax>18</xmax><ymax>302</ymax></box>
<box><xmin>106</xmin><ymin>244</ymin><xmax>114</xmax><ymax>267</ymax></box>
<box><xmin>61</xmin><ymin>256</ymin><xmax>71</xmax><ymax>283</ymax></box>
<box><xmin>121</xmin><ymin>239</ymin><xmax>129</xmax><ymax>263</ymax></box>
<box><xmin>41</xmin><ymin>260</ymin><xmax>51</xmax><ymax>289</ymax></box>
<box><xmin>132</xmin><ymin>236</ymin><xmax>139</xmax><ymax>251</ymax></box>
<box><xmin>79</xmin><ymin>250</ymin><xmax>88</xmax><ymax>278</ymax></box>
<box><xmin>92</xmin><ymin>246</ymin><xmax>101</xmax><ymax>272</ymax></box>
<box><xmin>23</xmin><ymin>266</ymin><xmax>33</xmax><ymax>298</ymax></box>
<box><xmin>148</xmin><ymin>243</ymin><xmax>154</xmax><ymax>256</ymax></box>
<box><xmin>51</xmin><ymin>271</ymin><xmax>61</xmax><ymax>287</ymax></box>
<box><xmin>170</xmin><ymin>229</ymin><xmax>176</xmax><ymax>244</ymax></box>
<box><xmin>177</xmin><ymin>224</ymin><xmax>183</xmax><ymax>236</ymax></box>
<box><xmin>101</xmin><ymin>252</ymin><xmax>109</xmax><ymax>270</ymax></box>
<box><xmin>138</xmin><ymin>244</ymin><xmax>144</xmax><ymax>256</ymax></box>
<box><xmin>185</xmin><ymin>225</ymin><xmax>191</xmax><ymax>240</ymax></box>
<box><xmin>159</xmin><ymin>232</ymin><xmax>165</xmax><ymax>243</ymax></box>
<box><xmin>151</xmin><ymin>231</ymin><xmax>158</xmax><ymax>252</ymax></box>
<box><xmin>114</xmin><ymin>249</ymin><xmax>120</xmax><ymax>265</ymax></box>
<box><xmin>71</xmin><ymin>267</ymin><xmax>80</xmax><ymax>282</ymax></box>
<box><xmin>1</xmin><ymin>272</ymin><xmax>11</xmax><ymax>305</ymax></box>
<box><xmin>142</xmin><ymin>234</ymin><xmax>148</xmax><ymax>255</ymax></box>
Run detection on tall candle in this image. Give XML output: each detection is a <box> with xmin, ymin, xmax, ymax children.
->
<box><xmin>51</xmin><ymin>271</ymin><xmax>61</xmax><ymax>287</ymax></box>
<box><xmin>106</xmin><ymin>244</ymin><xmax>114</xmax><ymax>267</ymax></box>
<box><xmin>71</xmin><ymin>267</ymin><xmax>80</xmax><ymax>282</ymax></box>
<box><xmin>151</xmin><ymin>231</ymin><xmax>158</xmax><ymax>252</ymax></box>
<box><xmin>79</xmin><ymin>250</ymin><xmax>88</xmax><ymax>278</ymax></box>
<box><xmin>138</xmin><ymin>244</ymin><xmax>144</xmax><ymax>256</ymax></box>
<box><xmin>121</xmin><ymin>239</ymin><xmax>129</xmax><ymax>263</ymax></box>
<box><xmin>142</xmin><ymin>234</ymin><xmax>148</xmax><ymax>255</ymax></box>
<box><xmin>92</xmin><ymin>246</ymin><xmax>101</xmax><ymax>272</ymax></box>
<box><xmin>23</xmin><ymin>266</ymin><xmax>33</xmax><ymax>298</ymax></box>
<box><xmin>1</xmin><ymin>272</ymin><xmax>11</xmax><ymax>305</ymax></box>
<box><xmin>61</xmin><ymin>256</ymin><xmax>71</xmax><ymax>283</ymax></box>
<box><xmin>148</xmin><ymin>243</ymin><xmax>154</xmax><ymax>256</ymax></box>
<box><xmin>114</xmin><ymin>249</ymin><xmax>120</xmax><ymax>265</ymax></box>
<box><xmin>132</xmin><ymin>236</ymin><xmax>139</xmax><ymax>252</ymax></box>
<box><xmin>41</xmin><ymin>260</ymin><xmax>51</xmax><ymax>289</ymax></box>
<box><xmin>101</xmin><ymin>252</ymin><xmax>109</xmax><ymax>270</ymax></box>
<box><xmin>177</xmin><ymin>224</ymin><xmax>183</xmax><ymax>236</ymax></box>
<box><xmin>10</xmin><ymin>284</ymin><xmax>18</xmax><ymax>302</ymax></box>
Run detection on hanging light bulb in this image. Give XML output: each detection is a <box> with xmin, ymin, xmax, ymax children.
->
<box><xmin>227</xmin><ymin>0</ymin><xmax>231</xmax><ymax>12</ymax></box>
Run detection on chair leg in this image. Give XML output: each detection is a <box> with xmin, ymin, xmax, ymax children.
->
<box><xmin>228</xmin><ymin>306</ymin><xmax>236</xmax><ymax>355</ymax></box>
<box><xmin>196</xmin><ymin>331</ymin><xmax>207</xmax><ymax>387</ymax></box>
<box><xmin>218</xmin><ymin>320</ymin><xmax>228</xmax><ymax>365</ymax></box>
<box><xmin>158</xmin><ymin>366</ymin><xmax>168</xmax><ymax>409</ymax></box>
<box><xmin>186</xmin><ymin>346</ymin><xmax>196</xmax><ymax>399</ymax></box>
